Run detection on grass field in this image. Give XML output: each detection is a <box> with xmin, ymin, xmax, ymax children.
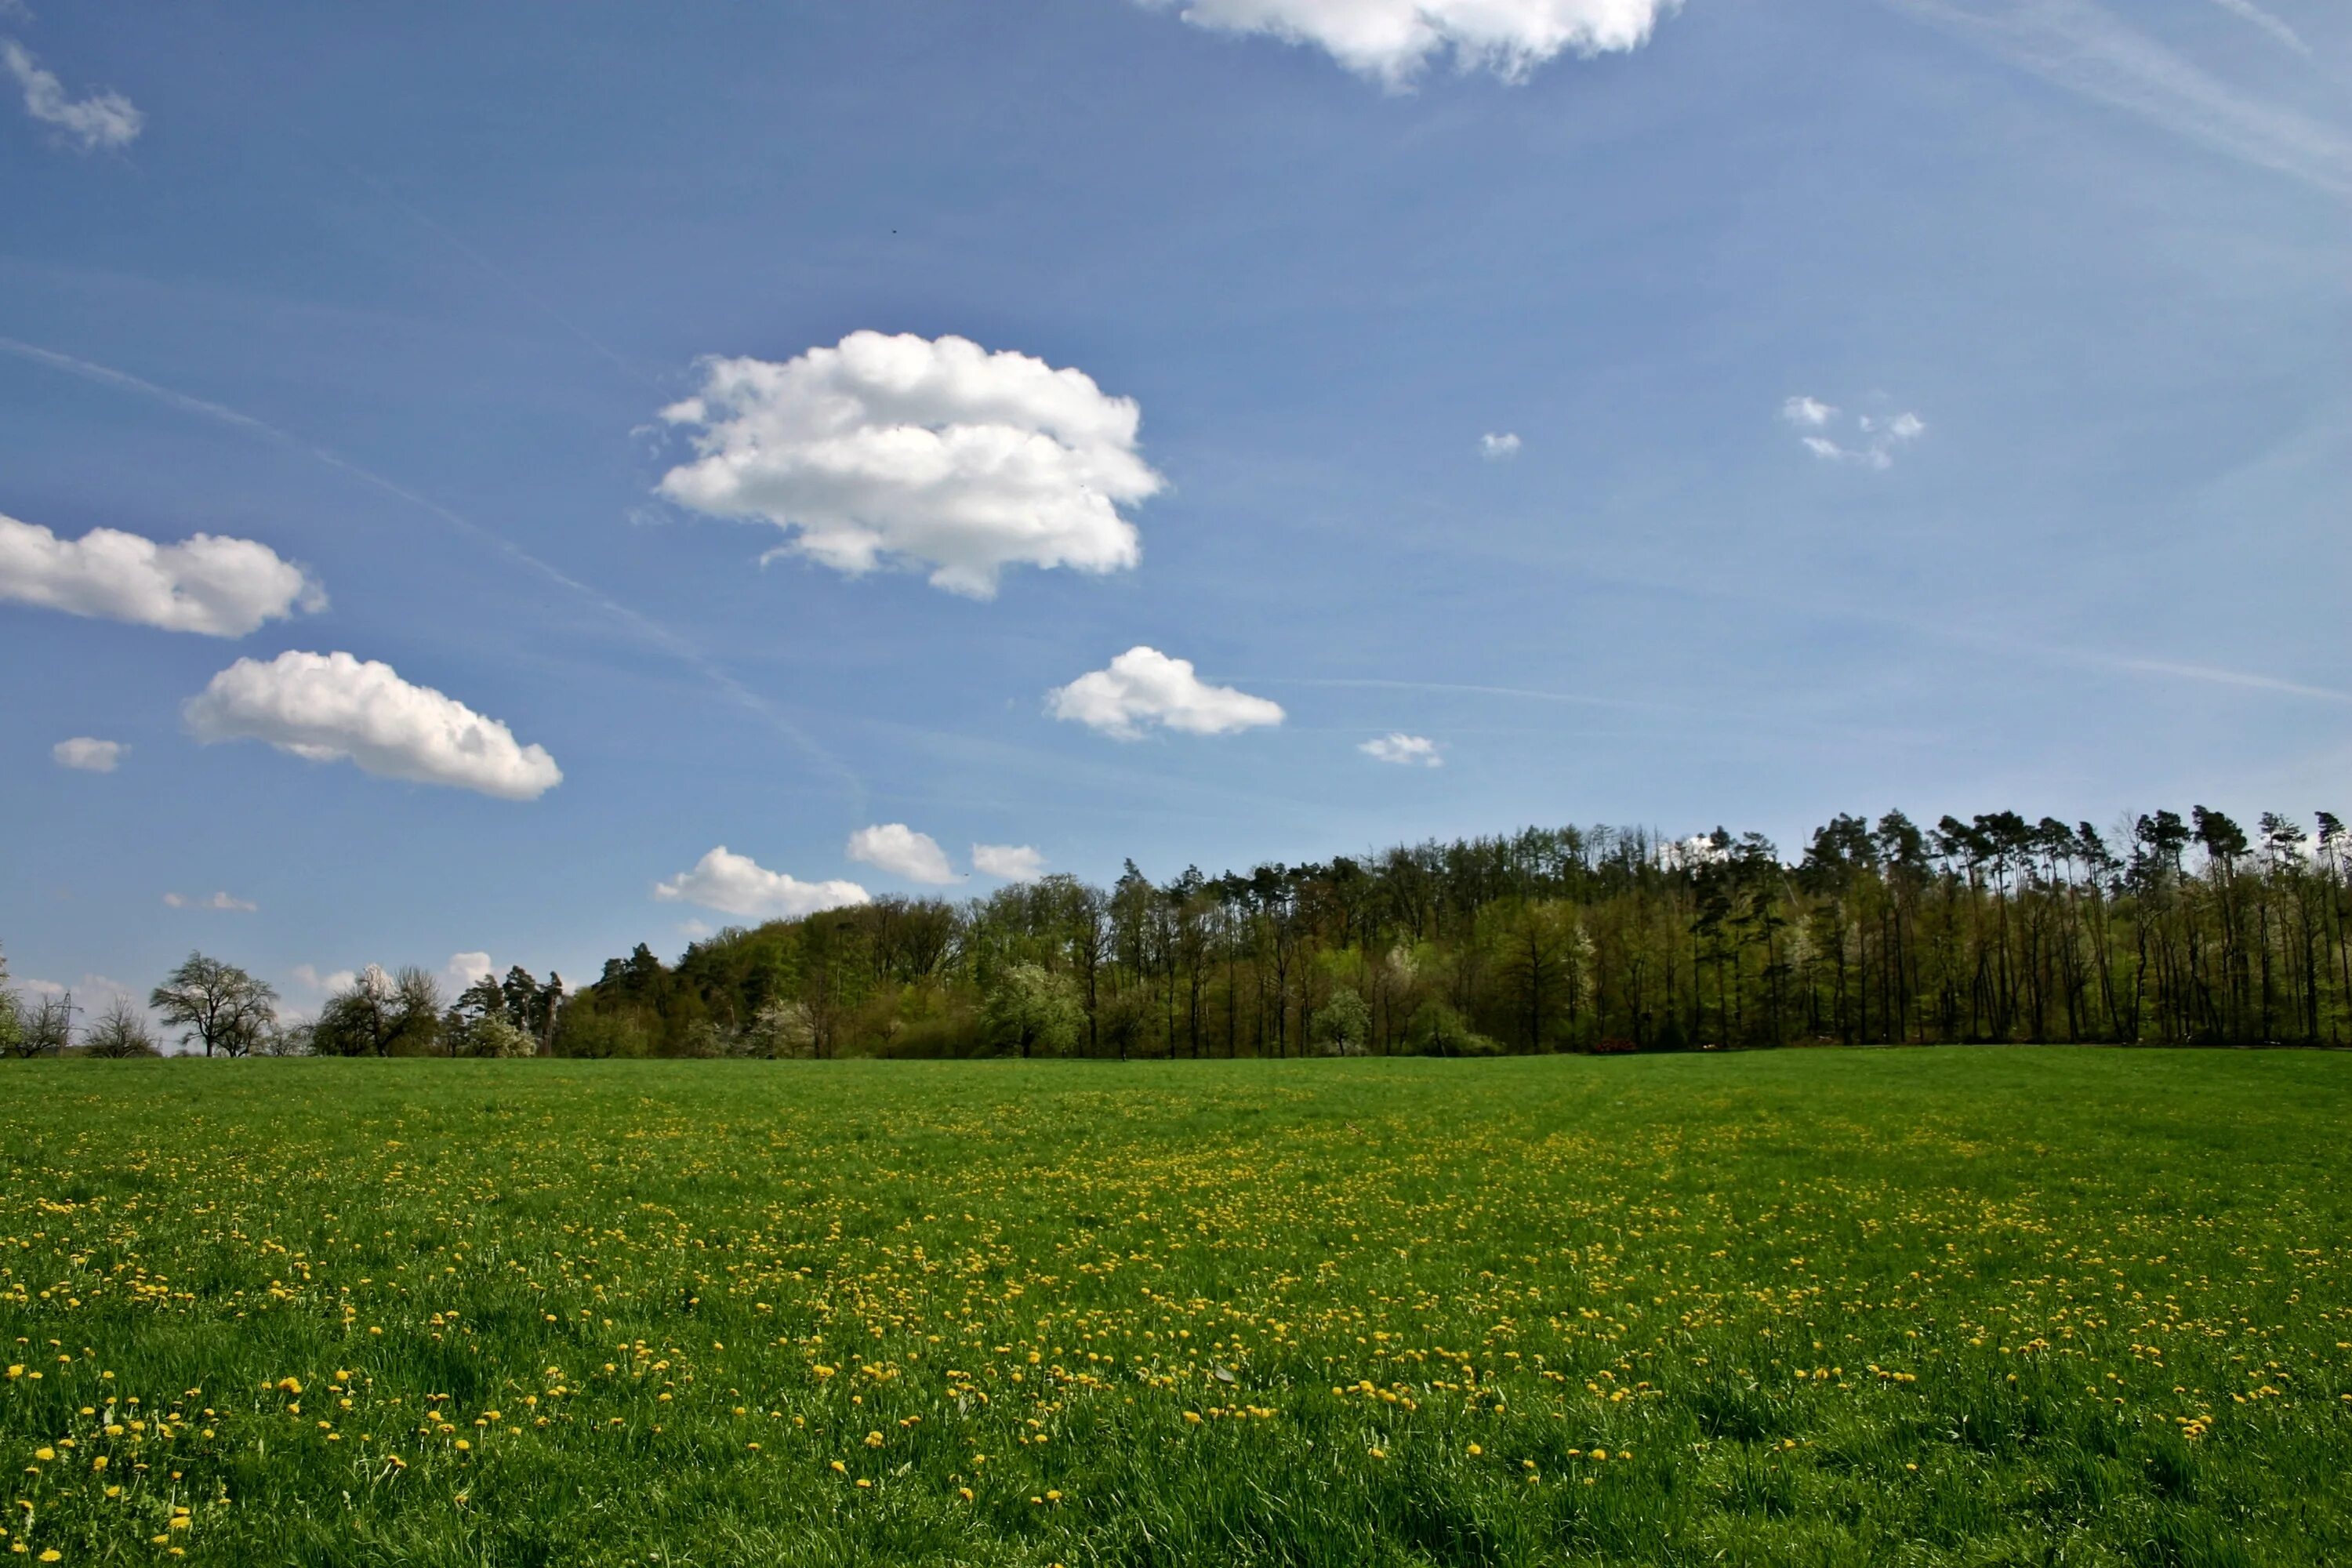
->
<box><xmin>3</xmin><ymin>1051</ymin><xmax>2349</xmax><ymax>1566</ymax></box>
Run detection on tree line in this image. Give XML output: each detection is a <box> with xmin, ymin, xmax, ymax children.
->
<box><xmin>8</xmin><ymin>805</ymin><xmax>2349</xmax><ymax>1061</ymax></box>
<box><xmin>562</xmin><ymin>804</ymin><xmax>2352</xmax><ymax>1058</ymax></box>
<box><xmin>0</xmin><ymin>950</ymin><xmax>564</xmax><ymax>1060</ymax></box>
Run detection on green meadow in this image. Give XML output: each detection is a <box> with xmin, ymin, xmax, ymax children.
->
<box><xmin>3</xmin><ymin>1049</ymin><xmax>2348</xmax><ymax>1566</ymax></box>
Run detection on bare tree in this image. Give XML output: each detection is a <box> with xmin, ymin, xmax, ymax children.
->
<box><xmin>150</xmin><ymin>953</ymin><xmax>278</xmax><ymax>1057</ymax></box>
<box><xmin>14</xmin><ymin>991</ymin><xmax>73</xmax><ymax>1057</ymax></box>
<box><xmin>85</xmin><ymin>996</ymin><xmax>161</xmax><ymax>1058</ymax></box>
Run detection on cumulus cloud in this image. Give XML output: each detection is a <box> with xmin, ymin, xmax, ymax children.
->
<box><xmin>0</xmin><ymin>512</ymin><xmax>323</xmax><ymax>637</ymax></box>
<box><xmin>1047</xmin><ymin>645</ymin><xmax>1286</xmax><ymax>739</ymax></box>
<box><xmin>3</xmin><ymin>38</ymin><xmax>142</xmax><ymax>151</ymax></box>
<box><xmin>846</xmin><ymin>822</ymin><xmax>961</xmax><ymax>884</ymax></box>
<box><xmin>1782</xmin><ymin>395</ymin><xmax>1926</xmax><ymax>470</ymax></box>
<box><xmin>973</xmin><ymin>843</ymin><xmax>1046</xmax><ymax>881</ymax></box>
<box><xmin>183</xmin><ymin>651</ymin><xmax>562</xmax><ymax>800</ymax></box>
<box><xmin>1149</xmin><ymin>0</ymin><xmax>1678</xmax><ymax>85</ymax></box>
<box><xmin>162</xmin><ymin>891</ymin><xmax>256</xmax><ymax>912</ymax></box>
<box><xmin>655</xmin><ymin>331</ymin><xmax>1163</xmax><ymax>598</ymax></box>
<box><xmin>445</xmin><ymin>951</ymin><xmax>494</xmax><ymax>989</ymax></box>
<box><xmin>51</xmin><ymin>736</ymin><xmax>122</xmax><ymax>772</ymax></box>
<box><xmin>1479</xmin><ymin>431</ymin><xmax>1522</xmax><ymax>460</ymax></box>
<box><xmin>655</xmin><ymin>847</ymin><xmax>871</xmax><ymax>920</ymax></box>
<box><xmin>289</xmin><ymin>964</ymin><xmax>358</xmax><ymax>996</ymax></box>
<box><xmin>1360</xmin><ymin>731</ymin><xmax>1443</xmax><ymax>767</ymax></box>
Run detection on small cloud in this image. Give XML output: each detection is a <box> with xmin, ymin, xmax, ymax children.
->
<box><xmin>1145</xmin><ymin>0</ymin><xmax>1679</xmax><ymax>88</ymax></box>
<box><xmin>162</xmin><ymin>891</ymin><xmax>257</xmax><ymax>913</ymax></box>
<box><xmin>289</xmin><ymin>964</ymin><xmax>358</xmax><ymax>996</ymax></box>
<box><xmin>846</xmin><ymin>822</ymin><xmax>960</xmax><ymax>885</ymax></box>
<box><xmin>1</xmin><ymin>511</ymin><xmax>322</xmax><ymax>637</ymax></box>
<box><xmin>678</xmin><ymin>918</ymin><xmax>714</xmax><ymax>940</ymax></box>
<box><xmin>973</xmin><ymin>843</ymin><xmax>1045</xmax><ymax>882</ymax></box>
<box><xmin>445</xmin><ymin>951</ymin><xmax>494</xmax><ymax>989</ymax></box>
<box><xmin>655</xmin><ymin>846</ymin><xmax>870</xmax><ymax>919</ymax></box>
<box><xmin>2</xmin><ymin>39</ymin><xmax>142</xmax><ymax>151</ymax></box>
<box><xmin>1479</xmin><ymin>431</ymin><xmax>1521</xmax><ymax>461</ymax></box>
<box><xmin>1047</xmin><ymin>645</ymin><xmax>1285</xmax><ymax>739</ymax></box>
<box><xmin>1785</xmin><ymin>396</ymin><xmax>1925</xmax><ymax>469</ymax></box>
<box><xmin>184</xmin><ymin>650</ymin><xmax>561</xmax><ymax>801</ymax></box>
<box><xmin>1360</xmin><ymin>732</ymin><xmax>1443</xmax><ymax>768</ymax></box>
<box><xmin>52</xmin><ymin>736</ymin><xmax>122</xmax><ymax>772</ymax></box>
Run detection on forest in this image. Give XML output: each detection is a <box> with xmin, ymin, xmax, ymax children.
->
<box><xmin>549</xmin><ymin>805</ymin><xmax>2352</xmax><ymax>1060</ymax></box>
<box><xmin>9</xmin><ymin>804</ymin><xmax>2347</xmax><ymax>1062</ymax></box>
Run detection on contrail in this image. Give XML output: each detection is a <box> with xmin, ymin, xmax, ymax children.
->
<box><xmin>1885</xmin><ymin>0</ymin><xmax>2352</xmax><ymax>198</ymax></box>
<box><xmin>2204</xmin><ymin>0</ymin><xmax>2312</xmax><ymax>58</ymax></box>
<box><xmin>0</xmin><ymin>332</ymin><xmax>866</xmax><ymax>808</ymax></box>
<box><xmin>334</xmin><ymin>161</ymin><xmax>659</xmax><ymax>391</ymax></box>
<box><xmin>1251</xmin><ymin>676</ymin><xmax>1678</xmax><ymax>713</ymax></box>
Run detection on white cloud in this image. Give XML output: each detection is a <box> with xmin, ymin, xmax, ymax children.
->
<box><xmin>51</xmin><ymin>736</ymin><xmax>122</xmax><ymax>772</ymax></box>
<box><xmin>2</xmin><ymin>38</ymin><xmax>141</xmax><ymax>151</ymax></box>
<box><xmin>183</xmin><ymin>651</ymin><xmax>562</xmax><ymax>801</ymax></box>
<box><xmin>1360</xmin><ymin>731</ymin><xmax>1443</xmax><ymax>767</ymax></box>
<box><xmin>655</xmin><ymin>331</ymin><xmax>1163</xmax><ymax>598</ymax></box>
<box><xmin>0</xmin><ymin>512</ymin><xmax>323</xmax><ymax>637</ymax></box>
<box><xmin>19</xmin><ymin>971</ymin><xmax>134</xmax><ymax>1007</ymax></box>
<box><xmin>289</xmin><ymin>964</ymin><xmax>358</xmax><ymax>996</ymax></box>
<box><xmin>1479</xmin><ymin>431</ymin><xmax>1522</xmax><ymax>460</ymax></box>
<box><xmin>973</xmin><ymin>843</ymin><xmax>1046</xmax><ymax>881</ymax></box>
<box><xmin>846</xmin><ymin>822</ymin><xmax>961</xmax><ymax>884</ymax></box>
<box><xmin>1784</xmin><ymin>396</ymin><xmax>1926</xmax><ymax>470</ymax></box>
<box><xmin>1047</xmin><ymin>645</ymin><xmax>1286</xmax><ymax>739</ymax></box>
<box><xmin>654</xmin><ymin>846</ymin><xmax>871</xmax><ymax>920</ymax></box>
<box><xmin>446</xmin><ymin>951</ymin><xmax>494</xmax><ymax>989</ymax></box>
<box><xmin>162</xmin><ymin>891</ymin><xmax>257</xmax><ymax>913</ymax></box>
<box><xmin>1151</xmin><ymin>0</ymin><xmax>1679</xmax><ymax>85</ymax></box>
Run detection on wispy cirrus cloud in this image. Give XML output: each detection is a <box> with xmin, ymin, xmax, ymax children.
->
<box><xmin>2</xmin><ymin>38</ymin><xmax>141</xmax><ymax>151</ymax></box>
<box><xmin>1886</xmin><ymin>0</ymin><xmax>2352</xmax><ymax>198</ymax></box>
<box><xmin>2203</xmin><ymin>0</ymin><xmax>2310</xmax><ymax>59</ymax></box>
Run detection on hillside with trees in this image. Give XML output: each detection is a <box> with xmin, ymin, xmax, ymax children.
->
<box><xmin>552</xmin><ymin>806</ymin><xmax>2352</xmax><ymax>1059</ymax></box>
<box><xmin>8</xmin><ymin>806</ymin><xmax>2348</xmax><ymax>1060</ymax></box>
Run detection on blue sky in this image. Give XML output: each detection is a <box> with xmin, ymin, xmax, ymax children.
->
<box><xmin>3</xmin><ymin>0</ymin><xmax>2346</xmax><ymax>1025</ymax></box>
